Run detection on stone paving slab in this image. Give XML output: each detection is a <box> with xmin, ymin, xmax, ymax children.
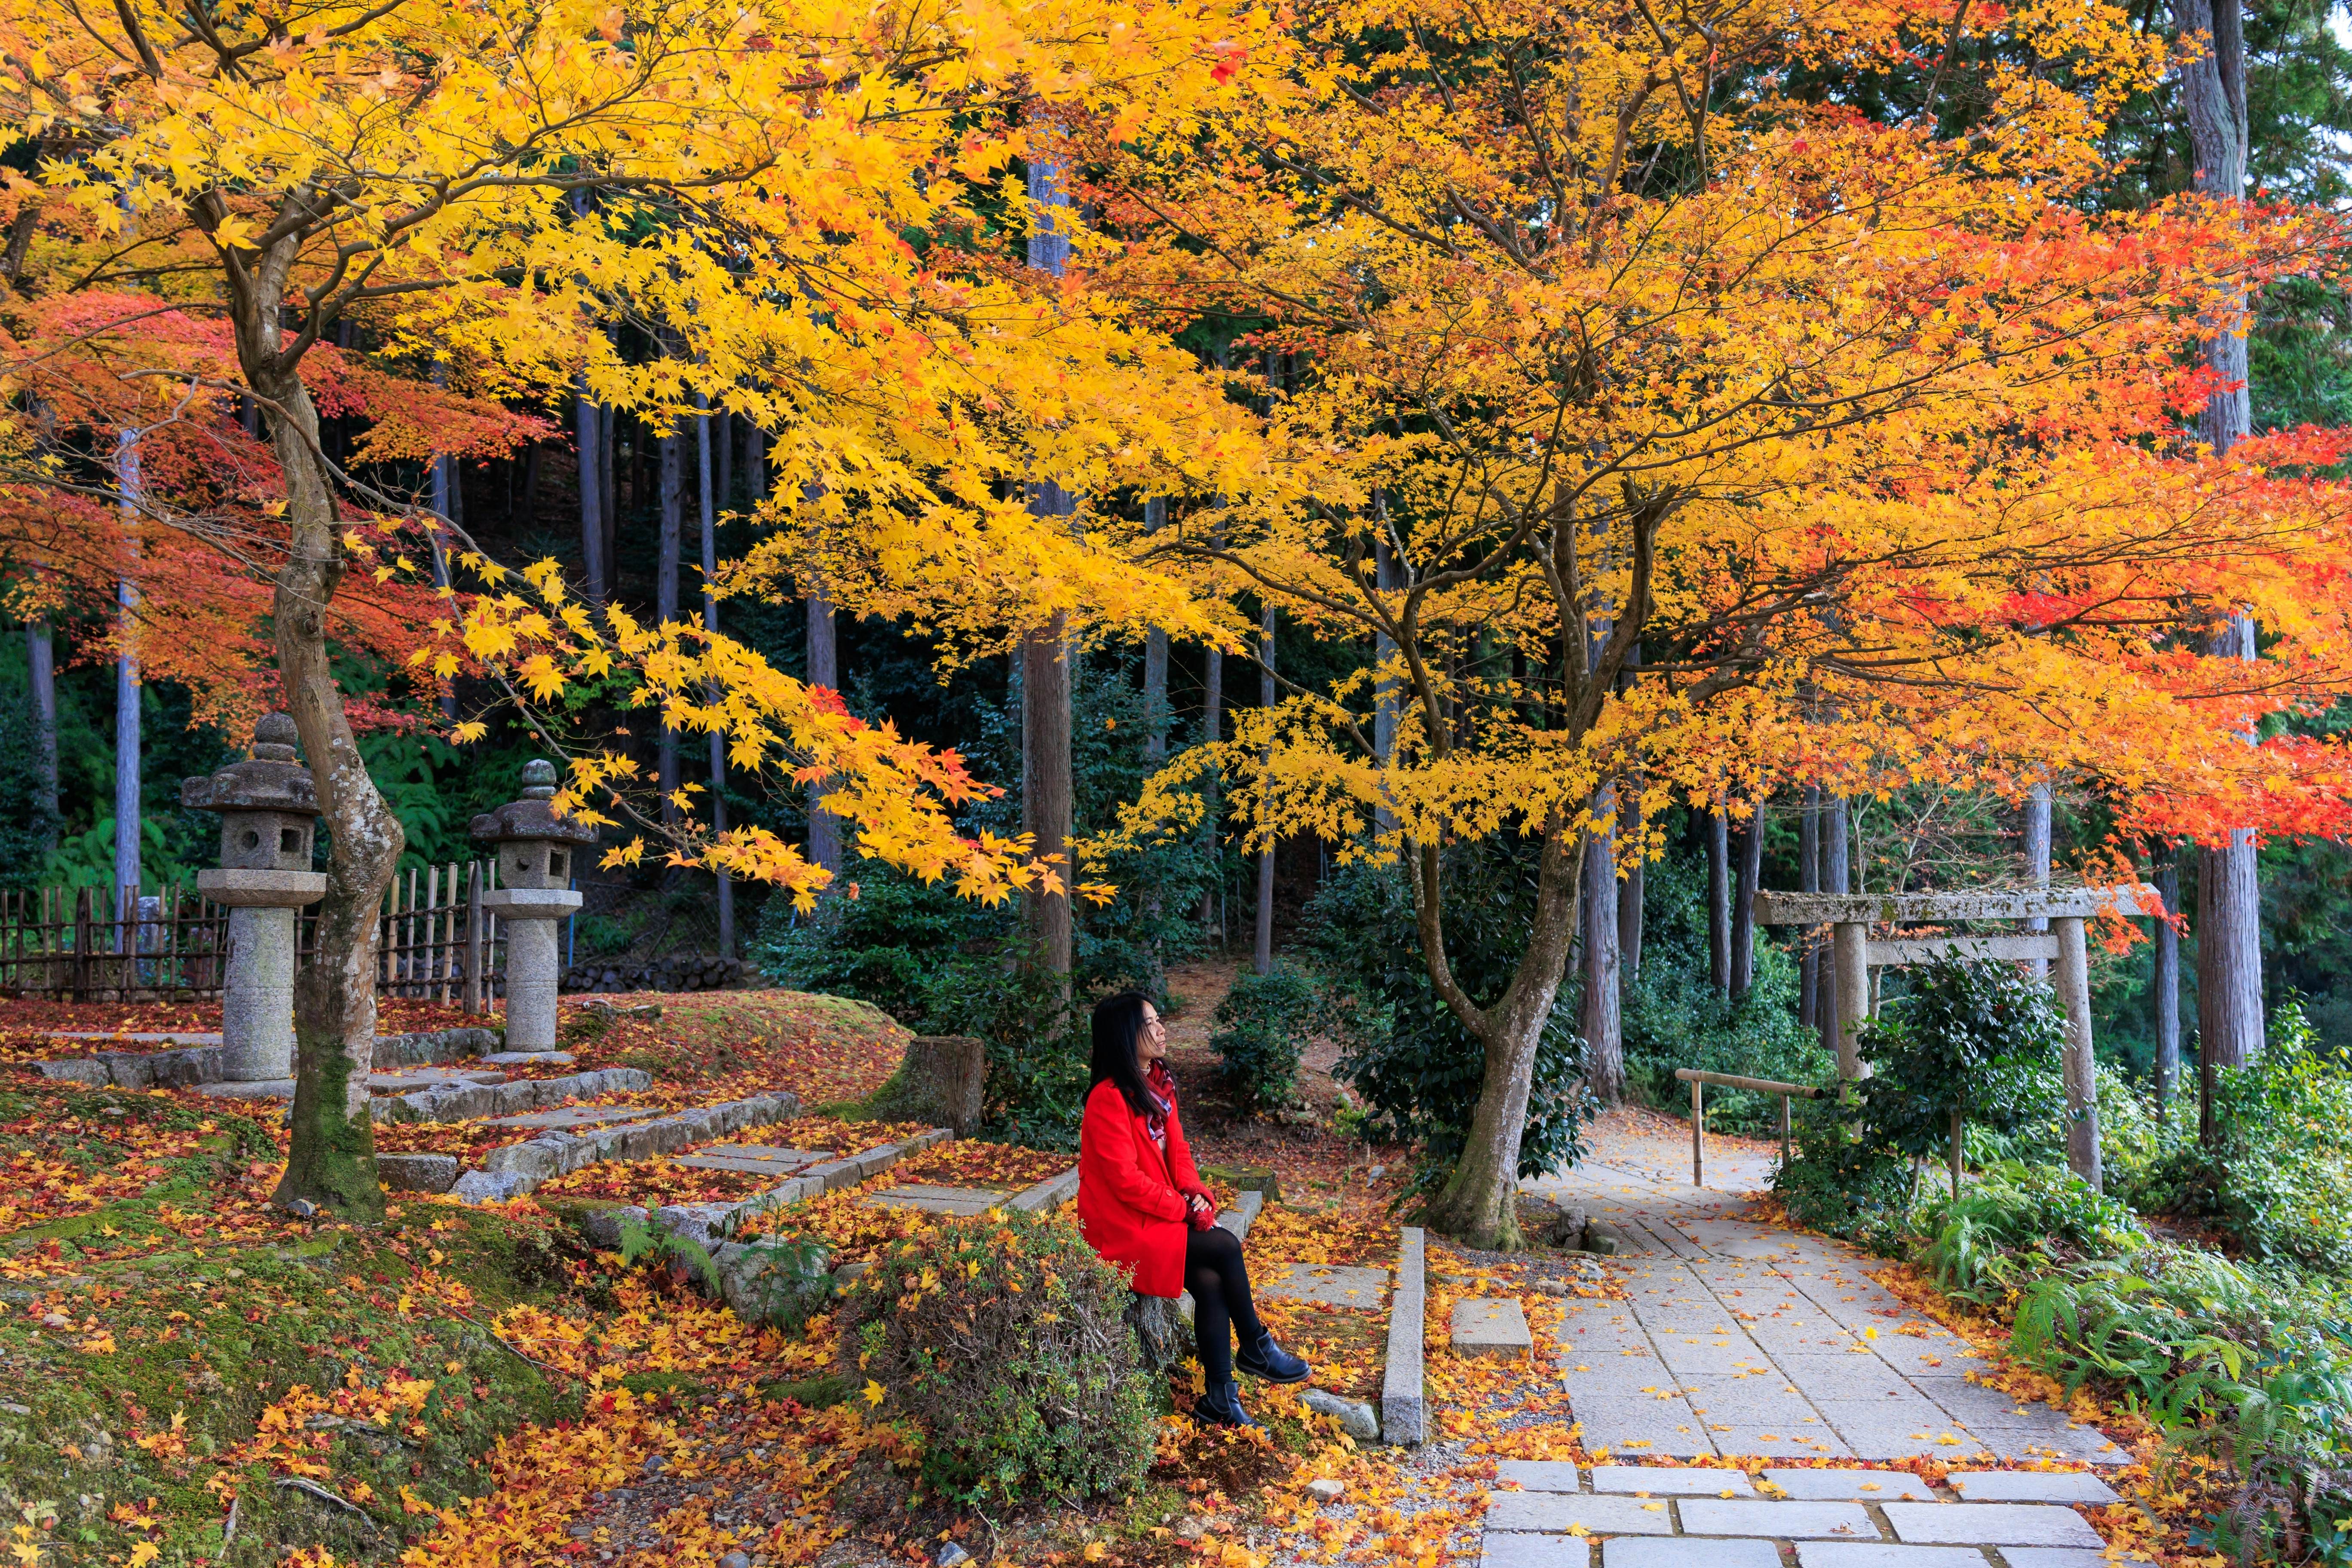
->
<box><xmin>1484</xmin><ymin>1535</ymin><xmax>1591</xmax><ymax>1568</ymax></box>
<box><xmin>1881</xmin><ymin>1504</ymin><xmax>2103</xmax><ymax>1548</ymax></box>
<box><xmin>1259</xmin><ymin>1263</ymin><xmax>1389</xmax><ymax>1308</ymax></box>
<box><xmin>1679</xmin><ymin>1501</ymin><xmax>1875</xmax><ymax>1540</ymax></box>
<box><xmin>1496</xmin><ymin>1461</ymin><xmax>1583</xmax><ymax>1492</ymax></box>
<box><xmin>1707</xmin><ymin>1427</ymin><xmax>1853</xmax><ymax>1458</ymax></box>
<box><xmin>858</xmin><ymin>1183</ymin><xmax>1012</xmax><ymax>1216</ymax></box>
<box><xmin>1798</xmin><ymin>1547</ymin><xmax>1988</xmax><ymax>1568</ymax></box>
<box><xmin>2001</xmin><ymin>1549</ymin><xmax>2151</xmax><ymax>1568</ymax></box>
<box><xmin>1486</xmin><ymin>1494</ymin><xmax>1675</xmax><ymax>1535</ymax></box>
<box><xmin>669</xmin><ymin>1145</ymin><xmax>836</xmax><ymax>1175</ymax></box>
<box><xmin>1762</xmin><ymin>1469</ymin><xmax>1937</xmax><ymax>1502</ymax></box>
<box><xmin>1456</xmin><ymin>1298</ymin><xmax>1535</xmax><ymax>1360</ymax></box>
<box><xmin>1590</xmin><ymin>1468</ymin><xmax>1754</xmax><ymax>1497</ymax></box>
<box><xmin>1948</xmin><ymin>1472</ymin><xmax>2119</xmax><ymax>1506</ymax></box>
<box><xmin>1605</xmin><ymin>1539</ymin><xmax>1779</xmax><ymax>1568</ymax></box>
<box><xmin>485</xmin><ymin>1104</ymin><xmax>660</xmax><ymax>1130</ymax></box>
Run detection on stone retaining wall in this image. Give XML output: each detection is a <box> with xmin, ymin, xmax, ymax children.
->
<box><xmin>33</xmin><ymin>1026</ymin><xmax>504</xmax><ymax>1091</ymax></box>
<box><xmin>374</xmin><ymin>1067</ymin><xmax>654</xmax><ymax>1125</ymax></box>
<box><xmin>577</xmin><ymin>1128</ymin><xmax>956</xmax><ymax>1247</ymax></box>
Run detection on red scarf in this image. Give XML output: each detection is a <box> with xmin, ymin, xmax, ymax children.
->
<box><xmin>1144</xmin><ymin>1060</ymin><xmax>1176</xmax><ymax>1152</ymax></box>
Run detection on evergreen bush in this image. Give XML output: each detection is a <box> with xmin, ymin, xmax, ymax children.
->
<box><xmin>838</xmin><ymin>1207</ymin><xmax>1155</xmax><ymax>1506</ymax></box>
<box><xmin>1211</xmin><ymin>963</ymin><xmax>1315</xmax><ymax>1112</ymax></box>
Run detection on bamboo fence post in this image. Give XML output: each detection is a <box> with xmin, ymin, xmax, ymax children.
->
<box><xmin>465</xmin><ymin>861</ymin><xmax>484</xmax><ymax>1014</ymax></box>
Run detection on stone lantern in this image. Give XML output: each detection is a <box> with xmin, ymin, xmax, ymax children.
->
<box><xmin>470</xmin><ymin>760</ymin><xmax>595</xmax><ymax>1053</ymax></box>
<box><xmin>181</xmin><ymin>712</ymin><xmax>328</xmax><ymax>1081</ymax></box>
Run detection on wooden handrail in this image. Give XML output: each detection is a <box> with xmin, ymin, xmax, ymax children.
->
<box><xmin>1672</xmin><ymin>1068</ymin><xmax>1823</xmax><ymax>1099</ymax></box>
<box><xmin>1673</xmin><ymin>1069</ymin><xmax>1829</xmax><ymax>1187</ymax></box>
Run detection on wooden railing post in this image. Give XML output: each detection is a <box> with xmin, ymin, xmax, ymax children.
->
<box><xmin>1690</xmin><ymin>1075</ymin><xmax>1704</xmax><ymax>1188</ymax></box>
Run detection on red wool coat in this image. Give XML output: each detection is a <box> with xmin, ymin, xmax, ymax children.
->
<box><xmin>1077</xmin><ymin>1076</ymin><xmax>1210</xmax><ymax>1298</ymax></box>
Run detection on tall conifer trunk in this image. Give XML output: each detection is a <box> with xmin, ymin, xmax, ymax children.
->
<box><xmin>2177</xmin><ymin>0</ymin><xmax>2264</xmax><ymax>1118</ymax></box>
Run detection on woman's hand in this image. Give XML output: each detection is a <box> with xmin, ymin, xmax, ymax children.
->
<box><xmin>1184</xmin><ymin>1191</ymin><xmax>1214</xmax><ymax>1231</ymax></box>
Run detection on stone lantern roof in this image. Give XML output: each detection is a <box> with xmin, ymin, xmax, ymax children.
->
<box><xmin>181</xmin><ymin>712</ymin><xmax>320</xmax><ymax>816</ymax></box>
<box><xmin>469</xmin><ymin>760</ymin><xmax>599</xmax><ymax>847</ymax></box>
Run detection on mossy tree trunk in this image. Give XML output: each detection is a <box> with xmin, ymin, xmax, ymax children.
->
<box><xmin>1415</xmin><ymin>817</ymin><xmax>1583</xmax><ymax>1251</ymax></box>
<box><xmin>227</xmin><ymin>218</ymin><xmax>403</xmax><ymax>1221</ymax></box>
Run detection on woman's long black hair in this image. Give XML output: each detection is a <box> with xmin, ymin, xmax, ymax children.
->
<box><xmin>1090</xmin><ymin>990</ymin><xmax>1155</xmax><ymax>1115</ymax></box>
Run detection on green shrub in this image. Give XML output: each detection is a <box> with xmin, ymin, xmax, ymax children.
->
<box><xmin>838</xmin><ymin>1206</ymin><xmax>1155</xmax><ymax>1506</ymax></box>
<box><xmin>1853</xmin><ymin>957</ymin><xmax>2067</xmax><ymax>1173</ymax></box>
<box><xmin>1212</xmin><ymin>963</ymin><xmax>1315</xmax><ymax>1112</ymax></box>
<box><xmin>1309</xmin><ymin>855</ymin><xmax>1591</xmax><ymax>1194</ymax></box>
<box><xmin>1771</xmin><ymin>1094</ymin><xmax>1923</xmax><ymax>1256</ymax></box>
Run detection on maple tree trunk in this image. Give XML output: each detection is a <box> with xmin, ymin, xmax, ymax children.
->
<box><xmin>807</xmin><ymin>582</ymin><xmax>842</xmax><ymax>877</ymax></box>
<box><xmin>1419</xmin><ymin>824</ymin><xmax>1583</xmax><ymax>1250</ymax></box>
<box><xmin>2152</xmin><ymin>858</ymin><xmax>2183</xmax><ymax>1110</ymax></box>
<box><xmin>254</xmin><ymin>361</ymin><xmax>398</xmax><ymax>1222</ymax></box>
<box><xmin>1581</xmin><ymin>784</ymin><xmax>1623</xmax><ymax>1103</ymax></box>
<box><xmin>658</xmin><ymin>425</ymin><xmax>684</xmax><ymax>826</ymax></box>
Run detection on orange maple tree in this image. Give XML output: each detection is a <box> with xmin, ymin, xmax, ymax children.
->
<box><xmin>1080</xmin><ymin>0</ymin><xmax>2352</xmax><ymax>1244</ymax></box>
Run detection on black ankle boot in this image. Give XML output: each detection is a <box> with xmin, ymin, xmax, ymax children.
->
<box><xmin>1235</xmin><ymin>1329</ymin><xmax>1311</xmax><ymax>1384</ymax></box>
<box><xmin>1195</xmin><ymin>1379</ymin><xmax>1258</xmax><ymax>1427</ymax></box>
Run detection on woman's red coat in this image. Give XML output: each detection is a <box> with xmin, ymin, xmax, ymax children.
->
<box><xmin>1077</xmin><ymin>1076</ymin><xmax>1210</xmax><ymax>1299</ymax></box>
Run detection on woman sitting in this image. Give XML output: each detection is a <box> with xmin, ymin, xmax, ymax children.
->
<box><xmin>1077</xmin><ymin>990</ymin><xmax>1309</xmax><ymax>1427</ymax></box>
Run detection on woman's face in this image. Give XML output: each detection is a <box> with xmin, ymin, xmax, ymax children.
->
<box><xmin>1136</xmin><ymin>1002</ymin><xmax>1168</xmax><ymax>1063</ymax></box>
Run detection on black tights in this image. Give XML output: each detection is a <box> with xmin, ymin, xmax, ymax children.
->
<box><xmin>1185</xmin><ymin>1225</ymin><xmax>1264</xmax><ymax>1381</ymax></box>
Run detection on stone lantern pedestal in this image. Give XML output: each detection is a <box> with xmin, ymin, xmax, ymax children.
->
<box><xmin>471</xmin><ymin>760</ymin><xmax>597</xmax><ymax>1055</ymax></box>
<box><xmin>182</xmin><ymin>714</ymin><xmax>327</xmax><ymax>1081</ymax></box>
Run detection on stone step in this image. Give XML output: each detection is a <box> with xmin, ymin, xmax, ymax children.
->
<box><xmin>1262</xmin><ymin>1263</ymin><xmax>1390</xmax><ymax>1309</ymax></box>
<box><xmin>670</xmin><ymin>1146</ymin><xmax>837</xmax><ymax>1176</ymax></box>
<box><xmin>1454</xmin><ymin>1296</ymin><xmax>1534</xmax><ymax>1360</ymax></box>
<box><xmin>485</xmin><ymin>1104</ymin><xmax>661</xmax><ymax>1131</ymax></box>
<box><xmin>858</xmin><ymin>1183</ymin><xmax>1014</xmax><ymax>1217</ymax></box>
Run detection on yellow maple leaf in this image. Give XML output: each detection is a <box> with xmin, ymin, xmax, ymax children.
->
<box><xmin>863</xmin><ymin>1379</ymin><xmax>885</xmax><ymax>1406</ymax></box>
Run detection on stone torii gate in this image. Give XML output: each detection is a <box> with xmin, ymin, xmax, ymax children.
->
<box><xmin>1752</xmin><ymin>886</ymin><xmax>2157</xmax><ymax>1189</ymax></box>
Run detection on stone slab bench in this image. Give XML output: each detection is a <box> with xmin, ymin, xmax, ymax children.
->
<box><xmin>444</xmin><ymin>1090</ymin><xmax>800</xmax><ymax>1203</ymax></box>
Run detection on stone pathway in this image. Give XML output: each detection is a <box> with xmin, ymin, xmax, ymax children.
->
<box><xmin>1525</xmin><ymin>1150</ymin><xmax>2122</xmax><ymax>1465</ymax></box>
<box><xmin>1479</xmin><ymin>1461</ymin><xmax>2140</xmax><ymax>1568</ymax></box>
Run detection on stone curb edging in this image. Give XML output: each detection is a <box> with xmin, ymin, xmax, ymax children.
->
<box><xmin>32</xmin><ymin>1026</ymin><xmax>504</xmax><ymax>1091</ymax></box>
<box><xmin>1009</xmin><ymin>1166</ymin><xmax>1082</xmax><ymax>1213</ymax></box>
<box><xmin>376</xmin><ymin>1067</ymin><xmax>653</xmax><ymax>1126</ymax></box>
<box><xmin>1381</xmin><ymin>1225</ymin><xmax>1427</xmax><ymax>1446</ymax></box>
<box><xmin>438</xmin><ymin>1090</ymin><xmax>803</xmax><ymax>1204</ymax></box>
<box><xmin>574</xmin><ymin>1127</ymin><xmax>954</xmax><ymax>1246</ymax></box>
